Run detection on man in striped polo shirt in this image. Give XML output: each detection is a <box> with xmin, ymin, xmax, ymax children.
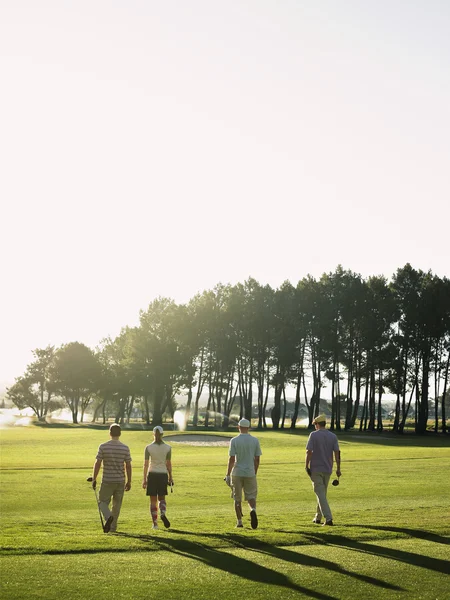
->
<box><xmin>91</xmin><ymin>423</ymin><xmax>132</xmax><ymax>533</ymax></box>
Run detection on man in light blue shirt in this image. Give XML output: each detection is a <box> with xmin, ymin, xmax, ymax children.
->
<box><xmin>226</xmin><ymin>418</ymin><xmax>262</xmax><ymax>529</ymax></box>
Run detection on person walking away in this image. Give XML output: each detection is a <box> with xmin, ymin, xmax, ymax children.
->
<box><xmin>305</xmin><ymin>414</ymin><xmax>341</xmax><ymax>526</ymax></box>
<box><xmin>143</xmin><ymin>426</ymin><xmax>173</xmax><ymax>530</ymax></box>
<box><xmin>91</xmin><ymin>423</ymin><xmax>132</xmax><ymax>533</ymax></box>
<box><xmin>225</xmin><ymin>418</ymin><xmax>262</xmax><ymax>529</ymax></box>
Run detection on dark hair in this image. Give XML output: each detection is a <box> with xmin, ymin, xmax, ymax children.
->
<box><xmin>109</xmin><ymin>424</ymin><xmax>121</xmax><ymax>437</ymax></box>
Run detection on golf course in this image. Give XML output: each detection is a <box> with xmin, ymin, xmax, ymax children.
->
<box><xmin>1</xmin><ymin>426</ymin><xmax>449</xmax><ymax>599</ymax></box>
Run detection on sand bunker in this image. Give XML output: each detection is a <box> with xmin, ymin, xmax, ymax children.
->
<box><xmin>164</xmin><ymin>434</ymin><xmax>230</xmax><ymax>446</ymax></box>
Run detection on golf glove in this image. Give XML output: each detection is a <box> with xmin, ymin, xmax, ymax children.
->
<box><xmin>224</xmin><ymin>475</ymin><xmax>231</xmax><ymax>487</ymax></box>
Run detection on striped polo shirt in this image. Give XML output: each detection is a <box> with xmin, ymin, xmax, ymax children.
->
<box><xmin>96</xmin><ymin>440</ymin><xmax>132</xmax><ymax>483</ymax></box>
<box><xmin>144</xmin><ymin>441</ymin><xmax>172</xmax><ymax>473</ymax></box>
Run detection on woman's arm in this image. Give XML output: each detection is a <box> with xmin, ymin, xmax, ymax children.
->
<box><xmin>142</xmin><ymin>459</ymin><xmax>149</xmax><ymax>489</ymax></box>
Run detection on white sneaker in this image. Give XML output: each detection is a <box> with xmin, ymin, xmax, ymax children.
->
<box><xmin>152</xmin><ymin>523</ymin><xmax>158</xmax><ymax>530</ymax></box>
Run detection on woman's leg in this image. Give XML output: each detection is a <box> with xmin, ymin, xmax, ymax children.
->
<box><xmin>159</xmin><ymin>495</ymin><xmax>170</xmax><ymax>528</ymax></box>
<box><xmin>150</xmin><ymin>495</ymin><xmax>158</xmax><ymax>528</ymax></box>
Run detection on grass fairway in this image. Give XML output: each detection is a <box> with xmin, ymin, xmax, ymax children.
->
<box><xmin>1</xmin><ymin>426</ymin><xmax>449</xmax><ymax>599</ymax></box>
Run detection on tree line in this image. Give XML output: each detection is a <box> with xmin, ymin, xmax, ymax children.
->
<box><xmin>7</xmin><ymin>264</ymin><xmax>450</xmax><ymax>434</ymax></box>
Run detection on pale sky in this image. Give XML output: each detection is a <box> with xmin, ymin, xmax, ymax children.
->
<box><xmin>1</xmin><ymin>0</ymin><xmax>449</xmax><ymax>385</ymax></box>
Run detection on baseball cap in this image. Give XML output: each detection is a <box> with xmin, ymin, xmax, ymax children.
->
<box><xmin>313</xmin><ymin>414</ymin><xmax>327</xmax><ymax>424</ymax></box>
<box><xmin>153</xmin><ymin>426</ymin><xmax>164</xmax><ymax>434</ymax></box>
<box><xmin>238</xmin><ymin>418</ymin><xmax>250</xmax><ymax>428</ymax></box>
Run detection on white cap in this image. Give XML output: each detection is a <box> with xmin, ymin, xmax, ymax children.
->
<box><xmin>238</xmin><ymin>418</ymin><xmax>250</xmax><ymax>428</ymax></box>
<box><xmin>153</xmin><ymin>426</ymin><xmax>164</xmax><ymax>434</ymax></box>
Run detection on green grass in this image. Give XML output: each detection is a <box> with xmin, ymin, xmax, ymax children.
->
<box><xmin>1</xmin><ymin>427</ymin><xmax>449</xmax><ymax>599</ymax></box>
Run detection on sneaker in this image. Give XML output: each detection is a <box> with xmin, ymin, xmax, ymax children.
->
<box><xmin>236</xmin><ymin>521</ymin><xmax>243</xmax><ymax>528</ymax></box>
<box><xmin>161</xmin><ymin>514</ymin><xmax>171</xmax><ymax>529</ymax></box>
<box><xmin>103</xmin><ymin>515</ymin><xmax>114</xmax><ymax>533</ymax></box>
<box><xmin>250</xmin><ymin>510</ymin><xmax>258</xmax><ymax>530</ymax></box>
<box><xmin>312</xmin><ymin>518</ymin><xmax>322</xmax><ymax>524</ymax></box>
<box><xmin>323</xmin><ymin>520</ymin><xmax>334</xmax><ymax>526</ymax></box>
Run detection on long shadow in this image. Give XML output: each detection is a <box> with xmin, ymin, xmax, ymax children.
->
<box><xmin>116</xmin><ymin>532</ymin><xmax>338</xmax><ymax>600</ymax></box>
<box><xmin>343</xmin><ymin>524</ymin><xmax>450</xmax><ymax>545</ymax></box>
<box><xmin>227</xmin><ymin>534</ymin><xmax>402</xmax><ymax>591</ymax></box>
<box><xmin>301</xmin><ymin>532</ymin><xmax>450</xmax><ymax>575</ymax></box>
<box><xmin>169</xmin><ymin>530</ymin><xmax>402</xmax><ymax>592</ymax></box>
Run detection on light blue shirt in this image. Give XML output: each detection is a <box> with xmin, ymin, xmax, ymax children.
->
<box><xmin>229</xmin><ymin>433</ymin><xmax>262</xmax><ymax>477</ymax></box>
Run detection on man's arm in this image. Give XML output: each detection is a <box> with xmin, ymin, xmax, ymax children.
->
<box><xmin>254</xmin><ymin>455</ymin><xmax>260</xmax><ymax>475</ymax></box>
<box><xmin>92</xmin><ymin>459</ymin><xmax>102</xmax><ymax>488</ymax></box>
<box><xmin>166</xmin><ymin>459</ymin><xmax>173</xmax><ymax>484</ymax></box>
<box><xmin>142</xmin><ymin>459</ymin><xmax>149</xmax><ymax>489</ymax></box>
<box><xmin>305</xmin><ymin>450</ymin><xmax>313</xmax><ymax>476</ymax></box>
<box><xmin>334</xmin><ymin>450</ymin><xmax>341</xmax><ymax>477</ymax></box>
<box><xmin>125</xmin><ymin>461</ymin><xmax>132</xmax><ymax>491</ymax></box>
<box><xmin>227</xmin><ymin>455</ymin><xmax>235</xmax><ymax>476</ymax></box>
<box><xmin>225</xmin><ymin>456</ymin><xmax>235</xmax><ymax>485</ymax></box>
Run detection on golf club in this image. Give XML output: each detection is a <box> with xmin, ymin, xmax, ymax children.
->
<box><xmin>223</xmin><ymin>476</ymin><xmax>234</xmax><ymax>500</ymax></box>
<box><xmin>86</xmin><ymin>476</ymin><xmax>105</xmax><ymax>529</ymax></box>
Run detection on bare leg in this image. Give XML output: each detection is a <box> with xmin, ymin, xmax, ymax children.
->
<box><xmin>150</xmin><ymin>495</ymin><xmax>158</xmax><ymax>527</ymax></box>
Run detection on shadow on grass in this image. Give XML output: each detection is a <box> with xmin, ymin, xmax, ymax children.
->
<box><xmin>115</xmin><ymin>530</ymin><xmax>403</xmax><ymax>594</ymax></box>
<box><xmin>167</xmin><ymin>530</ymin><xmax>403</xmax><ymax>593</ymax></box>
<box><xmin>299</xmin><ymin>531</ymin><xmax>450</xmax><ymax>575</ymax></box>
<box><xmin>343</xmin><ymin>524</ymin><xmax>450</xmax><ymax>545</ymax></box>
<box><xmin>115</xmin><ymin>532</ymin><xmax>338</xmax><ymax>599</ymax></box>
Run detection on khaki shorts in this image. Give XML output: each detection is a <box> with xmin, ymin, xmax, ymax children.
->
<box><xmin>231</xmin><ymin>475</ymin><xmax>257</xmax><ymax>502</ymax></box>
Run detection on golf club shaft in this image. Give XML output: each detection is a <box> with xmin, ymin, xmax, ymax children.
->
<box><xmin>93</xmin><ymin>486</ymin><xmax>104</xmax><ymax>528</ymax></box>
<box><xmin>87</xmin><ymin>476</ymin><xmax>105</xmax><ymax>530</ymax></box>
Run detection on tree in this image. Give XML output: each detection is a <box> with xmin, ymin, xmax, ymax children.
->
<box><xmin>52</xmin><ymin>342</ymin><xmax>101</xmax><ymax>423</ymax></box>
<box><xmin>228</xmin><ymin>280</ymin><xmax>274</xmax><ymax>428</ymax></box>
<box><xmin>7</xmin><ymin>346</ymin><xmax>60</xmax><ymax>421</ymax></box>
<box><xmin>95</xmin><ymin>331</ymin><xmax>137</xmax><ymax>424</ymax></box>
<box><xmin>132</xmin><ymin>298</ymin><xmax>183</xmax><ymax>426</ymax></box>
<box><xmin>390</xmin><ymin>266</ymin><xmax>450</xmax><ymax>434</ymax></box>
<box><xmin>270</xmin><ymin>281</ymin><xmax>302</xmax><ymax>430</ymax></box>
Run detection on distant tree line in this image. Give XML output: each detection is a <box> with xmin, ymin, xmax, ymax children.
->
<box><xmin>7</xmin><ymin>264</ymin><xmax>450</xmax><ymax>434</ymax></box>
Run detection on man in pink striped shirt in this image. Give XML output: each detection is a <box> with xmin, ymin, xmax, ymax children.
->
<box><xmin>91</xmin><ymin>423</ymin><xmax>132</xmax><ymax>533</ymax></box>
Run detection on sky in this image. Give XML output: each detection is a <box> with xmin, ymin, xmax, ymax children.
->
<box><xmin>1</xmin><ymin>0</ymin><xmax>449</xmax><ymax>386</ymax></box>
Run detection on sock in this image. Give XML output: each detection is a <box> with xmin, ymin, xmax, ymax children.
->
<box><xmin>150</xmin><ymin>502</ymin><xmax>158</xmax><ymax>525</ymax></box>
<box><xmin>159</xmin><ymin>499</ymin><xmax>167</xmax><ymax>515</ymax></box>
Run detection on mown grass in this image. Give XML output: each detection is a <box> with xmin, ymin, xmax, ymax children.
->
<box><xmin>0</xmin><ymin>426</ymin><xmax>449</xmax><ymax>599</ymax></box>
